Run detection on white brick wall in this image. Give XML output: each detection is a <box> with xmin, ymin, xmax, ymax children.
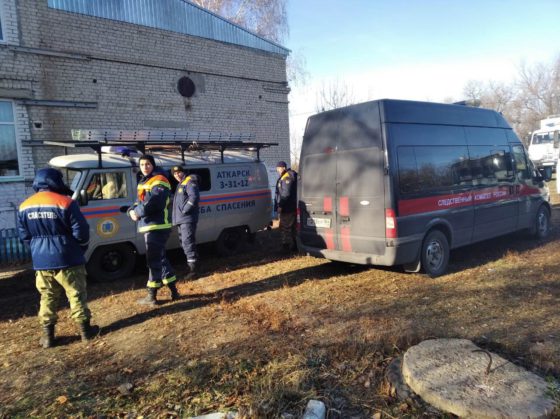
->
<box><xmin>0</xmin><ymin>0</ymin><xmax>290</xmax><ymax>228</ymax></box>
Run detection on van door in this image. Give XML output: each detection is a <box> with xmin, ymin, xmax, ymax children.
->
<box><xmin>511</xmin><ymin>144</ymin><xmax>542</xmax><ymax>229</ymax></box>
<box><xmin>81</xmin><ymin>170</ymin><xmax>136</xmax><ymax>243</ymax></box>
<box><xmin>299</xmin><ymin>102</ymin><xmax>385</xmax><ymax>253</ymax></box>
<box><xmin>469</xmin><ymin>145</ymin><xmax>518</xmax><ymax>241</ymax></box>
<box><xmin>335</xmin><ymin>146</ymin><xmax>385</xmax><ymax>253</ymax></box>
<box><xmin>301</xmin><ymin>152</ymin><xmax>338</xmax><ymax>249</ymax></box>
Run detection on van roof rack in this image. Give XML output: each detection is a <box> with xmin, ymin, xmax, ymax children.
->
<box><xmin>23</xmin><ymin>129</ymin><xmax>278</xmax><ymax>168</ymax></box>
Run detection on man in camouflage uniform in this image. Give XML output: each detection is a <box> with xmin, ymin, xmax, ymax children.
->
<box><xmin>274</xmin><ymin>161</ymin><xmax>298</xmax><ymax>252</ymax></box>
<box><xmin>18</xmin><ymin>168</ymin><xmax>99</xmax><ymax>348</ymax></box>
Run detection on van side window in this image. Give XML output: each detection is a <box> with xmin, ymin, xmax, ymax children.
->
<box><xmin>85</xmin><ymin>172</ymin><xmax>128</xmax><ymax>201</ymax></box>
<box><xmin>186</xmin><ymin>168</ymin><xmax>211</xmax><ymax>192</ymax></box>
<box><xmin>397</xmin><ymin>146</ymin><xmax>470</xmax><ymax>195</ymax></box>
<box><xmin>468</xmin><ymin>146</ymin><xmax>512</xmax><ymax>185</ymax></box>
<box><xmin>511</xmin><ymin>145</ymin><xmax>531</xmax><ymax>180</ymax></box>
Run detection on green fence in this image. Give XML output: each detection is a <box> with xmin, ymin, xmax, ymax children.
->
<box><xmin>0</xmin><ymin>228</ymin><xmax>31</xmax><ymax>265</ymax></box>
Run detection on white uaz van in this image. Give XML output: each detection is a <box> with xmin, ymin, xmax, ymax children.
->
<box><xmin>39</xmin><ymin>130</ymin><xmax>275</xmax><ymax>281</ymax></box>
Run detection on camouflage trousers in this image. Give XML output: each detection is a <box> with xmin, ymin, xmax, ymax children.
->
<box><xmin>279</xmin><ymin>211</ymin><xmax>297</xmax><ymax>248</ymax></box>
<box><xmin>35</xmin><ymin>265</ymin><xmax>91</xmax><ymax>326</ymax></box>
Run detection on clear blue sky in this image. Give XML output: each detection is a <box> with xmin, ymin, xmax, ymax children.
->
<box><xmin>285</xmin><ymin>0</ymin><xmax>560</xmax><ymax>142</ymax></box>
<box><xmin>287</xmin><ymin>0</ymin><xmax>560</xmax><ymax>78</ymax></box>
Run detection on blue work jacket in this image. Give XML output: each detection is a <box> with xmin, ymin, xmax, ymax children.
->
<box><xmin>172</xmin><ymin>174</ymin><xmax>200</xmax><ymax>225</ymax></box>
<box><xmin>18</xmin><ymin>191</ymin><xmax>90</xmax><ymax>270</ymax></box>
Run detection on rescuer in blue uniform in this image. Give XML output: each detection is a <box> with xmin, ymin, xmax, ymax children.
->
<box><xmin>171</xmin><ymin>165</ymin><xmax>200</xmax><ymax>279</ymax></box>
<box><xmin>17</xmin><ymin>168</ymin><xmax>99</xmax><ymax>348</ymax></box>
<box><xmin>275</xmin><ymin>161</ymin><xmax>298</xmax><ymax>252</ymax></box>
<box><xmin>128</xmin><ymin>155</ymin><xmax>179</xmax><ymax>305</ymax></box>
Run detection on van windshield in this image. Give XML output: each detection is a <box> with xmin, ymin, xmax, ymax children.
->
<box><xmin>531</xmin><ymin>132</ymin><xmax>555</xmax><ymax>145</ymax></box>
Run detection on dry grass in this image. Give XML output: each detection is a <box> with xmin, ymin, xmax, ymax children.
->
<box><xmin>1</xmin><ymin>188</ymin><xmax>560</xmax><ymax>418</ymax></box>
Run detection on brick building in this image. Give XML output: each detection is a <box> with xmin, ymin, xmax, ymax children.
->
<box><xmin>0</xmin><ymin>0</ymin><xmax>290</xmax><ymax>228</ymax></box>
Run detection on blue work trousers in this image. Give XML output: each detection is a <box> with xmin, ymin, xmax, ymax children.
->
<box><xmin>178</xmin><ymin>222</ymin><xmax>198</xmax><ymax>263</ymax></box>
<box><xmin>144</xmin><ymin>229</ymin><xmax>176</xmax><ymax>288</ymax></box>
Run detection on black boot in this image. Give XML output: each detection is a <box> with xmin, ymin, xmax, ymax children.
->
<box><xmin>168</xmin><ymin>283</ymin><xmax>180</xmax><ymax>301</ymax></box>
<box><xmin>185</xmin><ymin>262</ymin><xmax>197</xmax><ymax>280</ymax></box>
<box><xmin>137</xmin><ymin>288</ymin><xmax>157</xmax><ymax>306</ymax></box>
<box><xmin>39</xmin><ymin>324</ymin><xmax>55</xmax><ymax>349</ymax></box>
<box><xmin>79</xmin><ymin>320</ymin><xmax>100</xmax><ymax>342</ymax></box>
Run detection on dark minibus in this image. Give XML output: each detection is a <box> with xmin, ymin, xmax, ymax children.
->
<box><xmin>297</xmin><ymin>99</ymin><xmax>550</xmax><ymax>277</ymax></box>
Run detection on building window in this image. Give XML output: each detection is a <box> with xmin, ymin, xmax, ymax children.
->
<box><xmin>0</xmin><ymin>1</ymin><xmax>4</xmax><ymax>42</ymax></box>
<box><xmin>0</xmin><ymin>100</ymin><xmax>19</xmax><ymax>176</ymax></box>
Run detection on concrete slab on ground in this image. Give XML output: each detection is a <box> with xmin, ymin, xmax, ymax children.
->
<box><xmin>402</xmin><ymin>338</ymin><xmax>557</xmax><ymax>418</ymax></box>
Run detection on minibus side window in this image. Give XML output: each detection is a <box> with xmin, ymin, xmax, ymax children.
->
<box><xmin>85</xmin><ymin>172</ymin><xmax>128</xmax><ymax>201</ymax></box>
<box><xmin>397</xmin><ymin>146</ymin><xmax>470</xmax><ymax>195</ymax></box>
<box><xmin>511</xmin><ymin>145</ymin><xmax>531</xmax><ymax>181</ymax></box>
<box><xmin>185</xmin><ymin>168</ymin><xmax>211</xmax><ymax>192</ymax></box>
<box><xmin>397</xmin><ymin>147</ymin><xmax>418</xmax><ymax>194</ymax></box>
<box><xmin>468</xmin><ymin>146</ymin><xmax>511</xmax><ymax>185</ymax></box>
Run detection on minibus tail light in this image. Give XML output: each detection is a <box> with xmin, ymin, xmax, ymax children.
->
<box><xmin>385</xmin><ymin>208</ymin><xmax>397</xmax><ymax>238</ymax></box>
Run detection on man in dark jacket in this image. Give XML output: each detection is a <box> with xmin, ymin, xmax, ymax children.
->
<box><xmin>17</xmin><ymin>168</ymin><xmax>99</xmax><ymax>348</ymax></box>
<box><xmin>274</xmin><ymin>161</ymin><xmax>298</xmax><ymax>252</ymax></box>
<box><xmin>171</xmin><ymin>166</ymin><xmax>200</xmax><ymax>279</ymax></box>
<box><xmin>129</xmin><ymin>155</ymin><xmax>178</xmax><ymax>305</ymax></box>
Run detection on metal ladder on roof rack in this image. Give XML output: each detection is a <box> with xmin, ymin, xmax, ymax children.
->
<box><xmin>71</xmin><ymin>129</ymin><xmax>255</xmax><ymax>142</ymax></box>
<box><xmin>23</xmin><ymin>130</ymin><xmax>277</xmax><ymax>168</ymax></box>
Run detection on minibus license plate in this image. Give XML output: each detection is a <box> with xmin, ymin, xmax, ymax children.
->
<box><xmin>307</xmin><ymin>217</ymin><xmax>331</xmax><ymax>228</ymax></box>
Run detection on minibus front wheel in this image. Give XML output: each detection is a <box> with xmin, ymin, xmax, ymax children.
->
<box><xmin>532</xmin><ymin>205</ymin><xmax>551</xmax><ymax>239</ymax></box>
<box><xmin>421</xmin><ymin>230</ymin><xmax>449</xmax><ymax>278</ymax></box>
<box><xmin>87</xmin><ymin>243</ymin><xmax>137</xmax><ymax>281</ymax></box>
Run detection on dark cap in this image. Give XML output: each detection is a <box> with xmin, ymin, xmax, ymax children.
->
<box><xmin>276</xmin><ymin>161</ymin><xmax>287</xmax><ymax>168</ymax></box>
<box><xmin>171</xmin><ymin>165</ymin><xmax>185</xmax><ymax>174</ymax></box>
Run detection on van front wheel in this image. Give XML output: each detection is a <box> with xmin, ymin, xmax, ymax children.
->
<box><xmin>87</xmin><ymin>243</ymin><xmax>136</xmax><ymax>281</ymax></box>
<box><xmin>533</xmin><ymin>205</ymin><xmax>550</xmax><ymax>239</ymax></box>
<box><xmin>421</xmin><ymin>230</ymin><xmax>449</xmax><ymax>278</ymax></box>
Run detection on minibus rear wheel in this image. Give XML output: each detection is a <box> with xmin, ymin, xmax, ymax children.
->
<box><xmin>87</xmin><ymin>243</ymin><xmax>137</xmax><ymax>282</ymax></box>
<box><xmin>421</xmin><ymin>230</ymin><xmax>449</xmax><ymax>278</ymax></box>
<box><xmin>215</xmin><ymin>227</ymin><xmax>246</xmax><ymax>256</ymax></box>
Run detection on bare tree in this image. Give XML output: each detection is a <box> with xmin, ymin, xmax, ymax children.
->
<box><xmin>315</xmin><ymin>79</ymin><xmax>356</xmax><ymax>113</ymax></box>
<box><xmin>191</xmin><ymin>0</ymin><xmax>308</xmax><ymax>87</ymax></box>
<box><xmin>463</xmin><ymin>80</ymin><xmax>485</xmax><ymax>103</ymax></box>
<box><xmin>516</xmin><ymin>57</ymin><xmax>560</xmax><ymax>118</ymax></box>
<box><xmin>461</xmin><ymin>55</ymin><xmax>560</xmax><ymax>143</ymax></box>
<box><xmin>286</xmin><ymin>50</ymin><xmax>309</xmax><ymax>88</ymax></box>
<box><xmin>190</xmin><ymin>0</ymin><xmax>288</xmax><ymax>43</ymax></box>
<box><xmin>289</xmin><ymin>130</ymin><xmax>302</xmax><ymax>171</ymax></box>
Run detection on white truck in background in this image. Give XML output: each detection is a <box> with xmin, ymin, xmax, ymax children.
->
<box><xmin>528</xmin><ymin>115</ymin><xmax>560</xmax><ymax>181</ymax></box>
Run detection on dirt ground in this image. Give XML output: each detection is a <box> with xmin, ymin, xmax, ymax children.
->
<box><xmin>1</xmin><ymin>190</ymin><xmax>560</xmax><ymax>418</ymax></box>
